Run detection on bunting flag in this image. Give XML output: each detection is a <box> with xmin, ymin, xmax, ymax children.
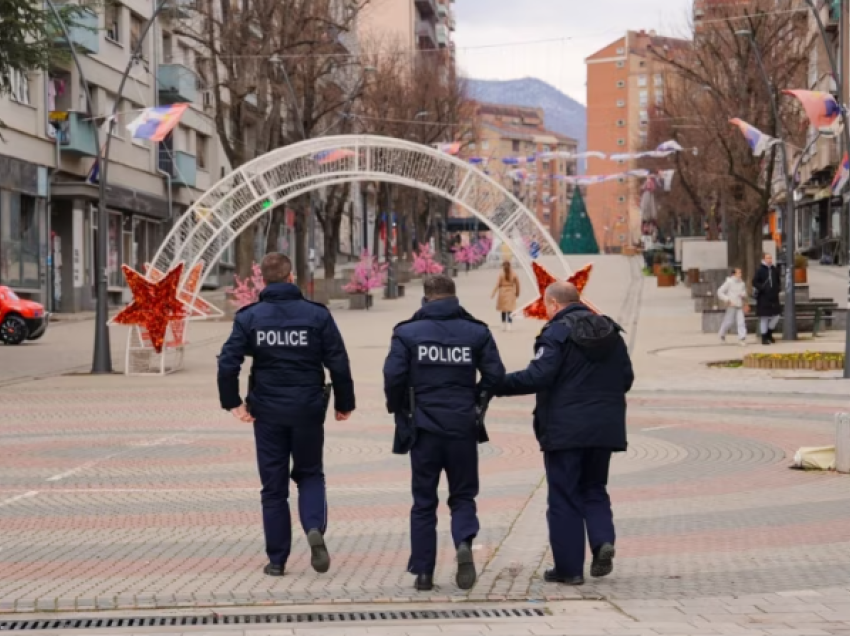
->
<box><xmin>832</xmin><ymin>152</ymin><xmax>849</xmax><ymax>195</ymax></box>
<box><xmin>660</xmin><ymin>169</ymin><xmax>675</xmax><ymax>192</ymax></box>
<box><xmin>436</xmin><ymin>142</ymin><xmax>461</xmax><ymax>155</ymax></box>
<box><xmin>729</xmin><ymin>118</ymin><xmax>781</xmax><ymax>156</ymax></box>
<box><xmin>782</xmin><ymin>90</ymin><xmax>842</xmax><ymax>130</ymax></box>
<box><xmin>563</xmin><ymin>170</ymin><xmax>675</xmax><ymax>187</ymax></box>
<box><xmin>468</xmin><ymin>157</ymin><xmax>486</xmax><ymax>164</ymax></box>
<box><xmin>126</xmin><ymin>104</ymin><xmax>189</xmax><ymax>142</ymax></box>
<box><xmin>314</xmin><ymin>149</ymin><xmax>356</xmax><ymax>164</ymax></box>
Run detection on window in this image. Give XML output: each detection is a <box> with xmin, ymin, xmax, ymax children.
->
<box><xmin>0</xmin><ymin>193</ymin><xmax>41</xmax><ymax>288</ymax></box>
<box><xmin>639</xmin><ymin>60</ymin><xmax>646</xmax><ymax>67</ymax></box>
<box><xmin>618</xmin><ymin>177</ymin><xmax>626</xmax><ymax>184</ymax></box>
<box><xmin>7</xmin><ymin>69</ymin><xmax>31</xmax><ymax>105</ymax></box>
<box><xmin>618</xmin><ymin>196</ymin><xmax>626</xmax><ymax>203</ymax></box>
<box><xmin>481</xmin><ymin>140</ymin><xmax>489</xmax><ymax>150</ymax></box>
<box><xmin>468</xmin><ymin>142</ymin><xmax>476</xmax><ymax>151</ymax></box>
<box><xmin>616</xmin><ymin>47</ymin><xmax>625</xmax><ymax>54</ymax></box>
<box><xmin>616</xmin><ymin>60</ymin><xmax>625</xmax><ymax>68</ymax></box>
<box><xmin>655</xmin><ymin>93</ymin><xmax>664</xmax><ymax>107</ymax></box>
<box><xmin>639</xmin><ymin>90</ymin><xmax>648</xmax><ymax>106</ymax></box>
<box><xmin>130</xmin><ymin>13</ymin><xmax>146</xmax><ymax>58</ymax></box>
<box><xmin>105</xmin><ymin>2</ymin><xmax>122</xmax><ymax>42</ymax></box>
<box><xmin>616</xmin><ymin>119</ymin><xmax>625</xmax><ymax>127</ymax></box>
<box><xmin>654</xmin><ymin>73</ymin><xmax>664</xmax><ymax>87</ymax></box>
<box><xmin>616</xmin><ymin>99</ymin><xmax>625</xmax><ymax>107</ymax></box>
<box><xmin>616</xmin><ymin>80</ymin><xmax>625</xmax><ymax>88</ymax></box>
<box><xmin>617</xmin><ymin>139</ymin><xmax>626</xmax><ymax>146</ymax></box>
<box><xmin>197</xmin><ymin>133</ymin><xmax>209</xmax><ymax>170</ymax></box>
<box><xmin>637</xmin><ymin>74</ymin><xmax>647</xmax><ymax>87</ymax></box>
<box><xmin>101</xmin><ymin>92</ymin><xmax>118</xmax><ymax>137</ymax></box>
<box><xmin>512</xmin><ymin>140</ymin><xmax>520</xmax><ymax>152</ymax></box>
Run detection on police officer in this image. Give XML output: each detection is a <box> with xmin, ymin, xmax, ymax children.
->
<box><xmin>496</xmin><ymin>282</ymin><xmax>633</xmax><ymax>585</ymax></box>
<box><xmin>218</xmin><ymin>253</ymin><xmax>355</xmax><ymax>577</ymax></box>
<box><xmin>383</xmin><ymin>274</ymin><xmax>505</xmax><ymax>592</ymax></box>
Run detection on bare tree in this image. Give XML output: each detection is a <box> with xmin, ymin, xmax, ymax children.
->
<box><xmin>654</xmin><ymin>0</ymin><xmax>812</xmax><ymax>281</ymax></box>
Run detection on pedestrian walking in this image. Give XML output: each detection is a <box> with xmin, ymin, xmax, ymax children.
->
<box><xmin>717</xmin><ymin>267</ymin><xmax>749</xmax><ymax>346</ymax></box>
<box><xmin>495</xmin><ymin>282</ymin><xmax>633</xmax><ymax>585</ymax></box>
<box><xmin>383</xmin><ymin>274</ymin><xmax>505</xmax><ymax>592</ymax></box>
<box><xmin>217</xmin><ymin>253</ymin><xmax>355</xmax><ymax>577</ymax></box>
<box><xmin>752</xmin><ymin>253</ymin><xmax>781</xmax><ymax>345</ymax></box>
<box><xmin>491</xmin><ymin>260</ymin><xmax>521</xmax><ymax>331</ymax></box>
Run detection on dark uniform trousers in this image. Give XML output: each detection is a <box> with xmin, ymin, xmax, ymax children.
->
<box><xmin>543</xmin><ymin>448</ymin><xmax>616</xmax><ymax>578</ymax></box>
<box><xmin>253</xmin><ymin>421</ymin><xmax>327</xmax><ymax>566</ymax></box>
<box><xmin>408</xmin><ymin>431</ymin><xmax>480</xmax><ymax>575</ymax></box>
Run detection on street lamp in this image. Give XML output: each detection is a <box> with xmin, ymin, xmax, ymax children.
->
<box><xmin>736</xmin><ymin>28</ymin><xmax>797</xmax><ymax>341</ymax></box>
<box><xmin>802</xmin><ymin>0</ymin><xmax>850</xmax><ymax>377</ymax></box>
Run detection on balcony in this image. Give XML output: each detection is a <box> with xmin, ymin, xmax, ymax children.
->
<box><xmin>161</xmin><ymin>0</ymin><xmax>194</xmax><ymax>19</ymax></box>
<box><xmin>436</xmin><ymin>23</ymin><xmax>449</xmax><ymax>47</ymax></box>
<box><xmin>54</xmin><ymin>7</ymin><xmax>99</xmax><ymax>54</ymax></box>
<box><xmin>158</xmin><ymin>64</ymin><xmax>198</xmax><ymax>104</ymax></box>
<box><xmin>415</xmin><ymin>0</ymin><xmax>437</xmax><ymax>18</ymax></box>
<box><xmin>417</xmin><ymin>20</ymin><xmax>437</xmax><ymax>49</ymax></box>
<box><xmin>436</xmin><ymin>2</ymin><xmax>448</xmax><ymax>18</ymax></box>
<box><xmin>159</xmin><ymin>149</ymin><xmax>197</xmax><ymax>188</ymax></box>
<box><xmin>53</xmin><ymin>112</ymin><xmax>98</xmax><ymax>157</ymax></box>
<box><xmin>448</xmin><ymin>13</ymin><xmax>456</xmax><ymax>30</ymax></box>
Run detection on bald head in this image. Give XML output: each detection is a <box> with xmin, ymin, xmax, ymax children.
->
<box><xmin>545</xmin><ymin>282</ymin><xmax>580</xmax><ymax>308</ymax></box>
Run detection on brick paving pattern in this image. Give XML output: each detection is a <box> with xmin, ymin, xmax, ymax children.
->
<box><xmin>1</xmin><ymin>256</ymin><xmax>849</xmax><ymax>636</ymax></box>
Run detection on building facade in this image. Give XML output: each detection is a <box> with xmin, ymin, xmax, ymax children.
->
<box><xmin>458</xmin><ymin>103</ymin><xmax>579</xmax><ymax>239</ymax></box>
<box><xmin>584</xmin><ymin>30</ymin><xmax>688</xmax><ymax>249</ymax></box>
<box><xmin>0</xmin><ymin>1</ymin><xmax>232</xmax><ymax>312</ymax></box>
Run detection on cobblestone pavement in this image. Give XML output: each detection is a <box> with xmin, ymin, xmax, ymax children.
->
<box><xmin>1</xmin><ymin>256</ymin><xmax>849</xmax><ymax>636</ymax></box>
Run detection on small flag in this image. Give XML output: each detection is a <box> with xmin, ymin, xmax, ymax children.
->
<box><xmin>126</xmin><ymin>104</ymin><xmax>189</xmax><ymax>142</ymax></box>
<box><xmin>660</xmin><ymin>169</ymin><xmax>675</xmax><ymax>192</ymax></box>
<box><xmin>314</xmin><ymin>149</ymin><xmax>356</xmax><ymax>164</ymax></box>
<box><xmin>468</xmin><ymin>157</ymin><xmax>485</xmax><ymax>164</ymax></box>
<box><xmin>729</xmin><ymin>118</ymin><xmax>780</xmax><ymax>156</ymax></box>
<box><xmin>656</xmin><ymin>140</ymin><xmax>684</xmax><ymax>152</ymax></box>
<box><xmin>783</xmin><ymin>90</ymin><xmax>841</xmax><ymax>130</ymax></box>
<box><xmin>436</xmin><ymin>142</ymin><xmax>460</xmax><ymax>155</ymax></box>
<box><xmin>832</xmin><ymin>152</ymin><xmax>849</xmax><ymax>195</ymax></box>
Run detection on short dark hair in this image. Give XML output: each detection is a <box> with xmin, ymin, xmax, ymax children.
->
<box><xmin>423</xmin><ymin>274</ymin><xmax>456</xmax><ymax>300</ymax></box>
<box><xmin>260</xmin><ymin>253</ymin><xmax>292</xmax><ymax>284</ymax></box>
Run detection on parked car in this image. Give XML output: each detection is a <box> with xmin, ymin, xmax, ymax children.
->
<box><xmin>0</xmin><ymin>286</ymin><xmax>49</xmax><ymax>345</ymax></box>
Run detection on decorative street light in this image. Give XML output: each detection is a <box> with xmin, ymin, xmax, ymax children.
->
<box><xmin>735</xmin><ymin>28</ymin><xmax>797</xmax><ymax>341</ymax></box>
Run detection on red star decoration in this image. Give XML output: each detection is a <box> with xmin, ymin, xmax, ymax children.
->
<box><xmin>522</xmin><ymin>261</ymin><xmax>599</xmax><ymax>320</ymax></box>
<box><xmin>112</xmin><ymin>263</ymin><xmax>189</xmax><ymax>353</ymax></box>
<box><xmin>145</xmin><ymin>262</ymin><xmax>220</xmax><ymax>320</ymax></box>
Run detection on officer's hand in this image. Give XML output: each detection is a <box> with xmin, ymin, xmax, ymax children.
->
<box><xmin>335</xmin><ymin>411</ymin><xmax>351</xmax><ymax>421</ymax></box>
<box><xmin>230</xmin><ymin>404</ymin><xmax>255</xmax><ymax>423</ymax></box>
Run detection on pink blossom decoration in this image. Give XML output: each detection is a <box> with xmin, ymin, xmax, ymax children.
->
<box><xmin>343</xmin><ymin>250</ymin><xmax>388</xmax><ymax>295</ymax></box>
<box><xmin>226</xmin><ymin>263</ymin><xmax>266</xmax><ymax>309</ymax></box>
<box><xmin>412</xmin><ymin>244</ymin><xmax>444</xmax><ymax>275</ymax></box>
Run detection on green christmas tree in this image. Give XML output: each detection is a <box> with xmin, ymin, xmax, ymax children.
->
<box><xmin>559</xmin><ymin>188</ymin><xmax>600</xmax><ymax>254</ymax></box>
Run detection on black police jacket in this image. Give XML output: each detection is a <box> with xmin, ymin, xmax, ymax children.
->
<box><xmin>217</xmin><ymin>282</ymin><xmax>355</xmax><ymax>424</ymax></box>
<box><xmin>497</xmin><ymin>303</ymin><xmax>633</xmax><ymax>452</ymax></box>
<box><xmin>383</xmin><ymin>297</ymin><xmax>505</xmax><ymax>450</ymax></box>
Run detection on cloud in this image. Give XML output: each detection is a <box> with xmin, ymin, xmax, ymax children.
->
<box><xmin>453</xmin><ymin>0</ymin><xmax>693</xmax><ymax>104</ymax></box>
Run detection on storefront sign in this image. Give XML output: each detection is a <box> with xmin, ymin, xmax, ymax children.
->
<box><xmin>72</xmin><ymin>207</ymin><xmax>83</xmax><ymax>288</ymax></box>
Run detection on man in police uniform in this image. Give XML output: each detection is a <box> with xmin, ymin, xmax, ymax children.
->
<box><xmin>496</xmin><ymin>282</ymin><xmax>633</xmax><ymax>585</ymax></box>
<box><xmin>218</xmin><ymin>253</ymin><xmax>355</xmax><ymax>577</ymax></box>
<box><xmin>383</xmin><ymin>274</ymin><xmax>505</xmax><ymax>592</ymax></box>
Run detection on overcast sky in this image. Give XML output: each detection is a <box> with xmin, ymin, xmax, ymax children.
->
<box><xmin>453</xmin><ymin>0</ymin><xmax>693</xmax><ymax>105</ymax></box>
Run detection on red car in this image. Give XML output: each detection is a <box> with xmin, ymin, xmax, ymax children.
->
<box><xmin>0</xmin><ymin>286</ymin><xmax>49</xmax><ymax>345</ymax></box>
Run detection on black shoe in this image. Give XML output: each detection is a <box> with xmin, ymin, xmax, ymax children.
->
<box><xmin>590</xmin><ymin>543</ymin><xmax>616</xmax><ymax>578</ymax></box>
<box><xmin>761</xmin><ymin>334</ymin><xmax>771</xmax><ymax>345</ymax></box>
<box><xmin>456</xmin><ymin>541</ymin><xmax>476</xmax><ymax>590</ymax></box>
<box><xmin>414</xmin><ymin>573</ymin><xmax>434</xmax><ymax>591</ymax></box>
<box><xmin>307</xmin><ymin>528</ymin><xmax>330</xmax><ymax>573</ymax></box>
<box><xmin>263</xmin><ymin>563</ymin><xmax>284</xmax><ymax>577</ymax></box>
<box><xmin>767</xmin><ymin>329</ymin><xmax>776</xmax><ymax>344</ymax></box>
<box><xmin>543</xmin><ymin>568</ymin><xmax>585</xmax><ymax>585</ymax></box>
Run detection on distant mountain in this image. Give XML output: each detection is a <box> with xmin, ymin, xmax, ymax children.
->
<box><xmin>466</xmin><ymin>78</ymin><xmax>587</xmax><ymax>152</ymax></box>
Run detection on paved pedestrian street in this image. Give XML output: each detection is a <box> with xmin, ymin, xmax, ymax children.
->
<box><xmin>1</xmin><ymin>256</ymin><xmax>849</xmax><ymax>636</ymax></box>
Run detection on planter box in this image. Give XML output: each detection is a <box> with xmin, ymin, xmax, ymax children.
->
<box><xmin>743</xmin><ymin>353</ymin><xmax>844</xmax><ymax>370</ymax></box>
<box><xmin>652</xmin><ymin>264</ymin><xmax>662</xmax><ymax>276</ymax></box>
<box><xmin>348</xmin><ymin>293</ymin><xmax>373</xmax><ymax>310</ymax></box>
<box><xmin>657</xmin><ymin>273</ymin><xmax>676</xmax><ymax>287</ymax></box>
<box><xmin>794</xmin><ymin>268</ymin><xmax>808</xmax><ymax>284</ymax></box>
<box><xmin>686</xmin><ymin>268</ymin><xmax>701</xmax><ymax>285</ymax></box>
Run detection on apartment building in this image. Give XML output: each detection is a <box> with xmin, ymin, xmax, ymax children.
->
<box><xmin>458</xmin><ymin>103</ymin><xmax>579</xmax><ymax>239</ymax></box>
<box><xmin>584</xmin><ymin>30</ymin><xmax>688</xmax><ymax>248</ymax></box>
<box><xmin>0</xmin><ymin>1</ymin><xmax>231</xmax><ymax>313</ymax></box>
<box><xmin>359</xmin><ymin>0</ymin><xmax>456</xmax><ymax>54</ymax></box>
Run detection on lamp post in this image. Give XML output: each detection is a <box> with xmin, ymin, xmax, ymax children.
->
<box><xmin>736</xmin><ymin>29</ymin><xmax>797</xmax><ymax>341</ymax></box>
<box><xmin>803</xmin><ymin>0</ymin><xmax>850</xmax><ymax>377</ymax></box>
<box><xmin>46</xmin><ymin>0</ymin><xmax>168</xmax><ymax>374</ymax></box>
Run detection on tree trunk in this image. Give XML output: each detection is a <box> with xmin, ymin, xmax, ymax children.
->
<box><xmin>294</xmin><ymin>205</ymin><xmax>308</xmax><ymax>291</ymax></box>
<box><xmin>265</xmin><ymin>208</ymin><xmax>285</xmax><ymax>254</ymax></box>
<box><xmin>741</xmin><ymin>216</ymin><xmax>763</xmax><ymax>289</ymax></box>
<box><xmin>235</xmin><ymin>227</ymin><xmax>255</xmax><ymax>278</ymax></box>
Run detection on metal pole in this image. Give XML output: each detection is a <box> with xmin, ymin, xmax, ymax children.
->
<box><xmin>744</xmin><ymin>32</ymin><xmax>798</xmax><ymax>340</ymax></box>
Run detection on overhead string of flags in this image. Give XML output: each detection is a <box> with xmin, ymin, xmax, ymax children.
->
<box><xmin>728</xmin><ymin>90</ymin><xmax>849</xmax><ymax>195</ymax></box>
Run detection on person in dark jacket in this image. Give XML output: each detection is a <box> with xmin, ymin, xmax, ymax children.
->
<box><xmin>218</xmin><ymin>253</ymin><xmax>355</xmax><ymax>577</ymax></box>
<box><xmin>752</xmin><ymin>253</ymin><xmax>781</xmax><ymax>345</ymax></box>
<box><xmin>496</xmin><ymin>282</ymin><xmax>633</xmax><ymax>586</ymax></box>
<box><xmin>383</xmin><ymin>274</ymin><xmax>505</xmax><ymax>592</ymax></box>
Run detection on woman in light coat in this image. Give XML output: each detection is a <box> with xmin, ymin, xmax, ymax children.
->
<box><xmin>717</xmin><ymin>267</ymin><xmax>749</xmax><ymax>345</ymax></box>
<box><xmin>492</xmin><ymin>261</ymin><xmax>520</xmax><ymax>331</ymax></box>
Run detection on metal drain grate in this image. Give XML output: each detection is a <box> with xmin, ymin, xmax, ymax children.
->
<box><xmin>0</xmin><ymin>608</ymin><xmax>546</xmax><ymax>631</ymax></box>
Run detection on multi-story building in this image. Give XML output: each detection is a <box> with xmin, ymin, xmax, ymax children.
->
<box><xmin>458</xmin><ymin>103</ymin><xmax>579</xmax><ymax>239</ymax></box>
<box><xmin>584</xmin><ymin>30</ymin><xmax>689</xmax><ymax>249</ymax></box>
<box><xmin>693</xmin><ymin>0</ymin><xmax>754</xmax><ymax>31</ymax></box>
<box><xmin>0</xmin><ymin>2</ymin><xmax>231</xmax><ymax>313</ymax></box>
<box><xmin>359</xmin><ymin>0</ymin><xmax>456</xmax><ymax>54</ymax></box>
